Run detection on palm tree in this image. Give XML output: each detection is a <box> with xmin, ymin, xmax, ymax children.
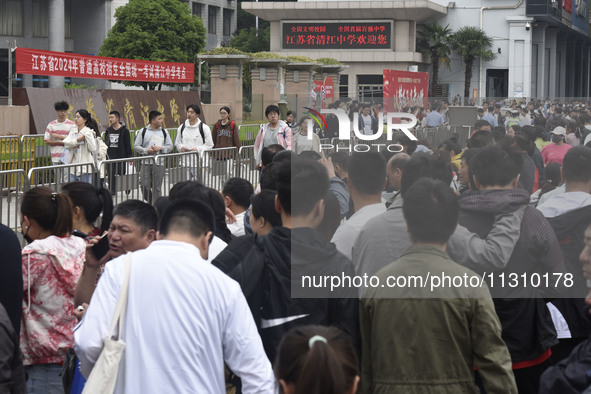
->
<box><xmin>450</xmin><ymin>26</ymin><xmax>496</xmax><ymax>100</ymax></box>
<box><xmin>418</xmin><ymin>23</ymin><xmax>452</xmax><ymax>97</ymax></box>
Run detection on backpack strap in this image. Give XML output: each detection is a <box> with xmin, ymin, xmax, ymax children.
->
<box><xmin>180</xmin><ymin>124</ymin><xmax>186</xmax><ymax>139</ymax></box>
<box><xmin>141</xmin><ymin>127</ymin><xmax>147</xmax><ymax>143</ymax></box>
<box><xmin>230</xmin><ymin>121</ymin><xmax>235</xmax><ymax>136</ymax></box>
<box><xmin>199</xmin><ymin>122</ymin><xmax>205</xmax><ymax>141</ymax></box>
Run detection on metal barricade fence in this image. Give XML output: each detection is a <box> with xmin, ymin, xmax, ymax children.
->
<box><xmin>237</xmin><ymin>145</ymin><xmax>257</xmax><ymax>187</ymax></box>
<box><xmin>28</xmin><ymin>162</ymin><xmax>97</xmax><ymax>192</ymax></box>
<box><xmin>238</xmin><ymin>124</ymin><xmax>261</xmax><ymax>146</ymax></box>
<box><xmin>153</xmin><ymin>151</ymin><xmax>200</xmax><ymax>198</ymax></box>
<box><xmin>0</xmin><ymin>169</ymin><xmax>29</xmax><ymax>231</ymax></box>
<box><xmin>99</xmin><ymin>156</ymin><xmax>151</xmax><ymax>205</ymax></box>
<box><xmin>200</xmin><ymin>147</ymin><xmax>239</xmax><ymax>191</ymax></box>
<box><xmin>21</xmin><ymin>135</ymin><xmax>51</xmax><ymax>174</ymax></box>
<box><xmin>0</xmin><ymin>136</ymin><xmax>22</xmax><ymax>188</ymax></box>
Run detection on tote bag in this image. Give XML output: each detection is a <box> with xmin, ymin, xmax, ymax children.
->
<box><xmin>82</xmin><ymin>252</ymin><xmax>132</xmax><ymax>394</ymax></box>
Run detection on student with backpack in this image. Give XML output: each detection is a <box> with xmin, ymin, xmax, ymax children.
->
<box><xmin>254</xmin><ymin>104</ymin><xmax>292</xmax><ymax>166</ymax></box>
<box><xmin>212</xmin><ymin>106</ymin><xmax>240</xmax><ymax>182</ymax></box>
<box><xmin>134</xmin><ymin>110</ymin><xmax>173</xmax><ymax>204</ymax></box>
<box><xmin>174</xmin><ymin>104</ymin><xmax>213</xmax><ymax>181</ymax></box>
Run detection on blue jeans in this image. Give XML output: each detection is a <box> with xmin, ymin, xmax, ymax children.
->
<box><xmin>25</xmin><ymin>364</ymin><xmax>63</xmax><ymax>394</ymax></box>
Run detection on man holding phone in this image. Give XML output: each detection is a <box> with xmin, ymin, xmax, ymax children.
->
<box><xmin>74</xmin><ymin>200</ymin><xmax>157</xmax><ymax>310</ymax></box>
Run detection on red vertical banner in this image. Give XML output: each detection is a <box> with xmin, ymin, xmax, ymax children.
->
<box><xmin>382</xmin><ymin>70</ymin><xmax>428</xmax><ymax>113</ymax></box>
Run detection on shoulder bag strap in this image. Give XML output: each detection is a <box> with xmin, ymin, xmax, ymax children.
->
<box><xmin>108</xmin><ymin>252</ymin><xmax>132</xmax><ymax>340</ymax></box>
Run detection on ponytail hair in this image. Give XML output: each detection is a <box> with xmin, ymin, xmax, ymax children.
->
<box><xmin>20</xmin><ymin>186</ymin><xmax>73</xmax><ymax>236</ymax></box>
<box><xmin>275</xmin><ymin>325</ymin><xmax>359</xmax><ymax>394</ymax></box>
<box><xmin>62</xmin><ymin>182</ymin><xmax>113</xmax><ymax>232</ymax></box>
<box><xmin>77</xmin><ymin>109</ymin><xmax>99</xmax><ymax>133</ymax></box>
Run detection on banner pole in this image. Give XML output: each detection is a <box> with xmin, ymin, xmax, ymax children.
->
<box><xmin>8</xmin><ymin>42</ymin><xmax>13</xmax><ymax>106</ymax></box>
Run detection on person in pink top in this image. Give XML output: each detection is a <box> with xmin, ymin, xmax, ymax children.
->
<box><xmin>254</xmin><ymin>104</ymin><xmax>292</xmax><ymax>166</ymax></box>
<box><xmin>20</xmin><ymin>187</ymin><xmax>85</xmax><ymax>393</ymax></box>
<box><xmin>542</xmin><ymin>126</ymin><xmax>572</xmax><ymax>166</ymax></box>
<box><xmin>44</xmin><ymin>101</ymin><xmax>76</xmax><ymax>165</ymax></box>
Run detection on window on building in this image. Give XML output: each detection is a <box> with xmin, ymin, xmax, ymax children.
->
<box><xmin>192</xmin><ymin>2</ymin><xmax>203</xmax><ymax>19</ymax></box>
<box><xmin>223</xmin><ymin>8</ymin><xmax>233</xmax><ymax>36</ymax></box>
<box><xmin>0</xmin><ymin>0</ymin><xmax>23</xmax><ymax>36</ymax></box>
<box><xmin>208</xmin><ymin>6</ymin><xmax>218</xmax><ymax>34</ymax></box>
<box><xmin>32</xmin><ymin>0</ymin><xmax>72</xmax><ymax>38</ymax></box>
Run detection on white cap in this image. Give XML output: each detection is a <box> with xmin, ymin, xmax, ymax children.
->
<box><xmin>551</xmin><ymin>126</ymin><xmax>566</xmax><ymax>136</ymax></box>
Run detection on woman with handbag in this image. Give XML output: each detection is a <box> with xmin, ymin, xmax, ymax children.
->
<box><xmin>63</xmin><ymin>110</ymin><xmax>99</xmax><ymax>184</ymax></box>
<box><xmin>20</xmin><ymin>187</ymin><xmax>85</xmax><ymax>394</ymax></box>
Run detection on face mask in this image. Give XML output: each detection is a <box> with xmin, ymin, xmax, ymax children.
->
<box><xmin>21</xmin><ymin>220</ymin><xmax>32</xmax><ymax>244</ymax></box>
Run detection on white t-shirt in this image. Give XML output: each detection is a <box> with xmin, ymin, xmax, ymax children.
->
<box><xmin>74</xmin><ymin>240</ymin><xmax>274</xmax><ymax>394</ymax></box>
<box><xmin>331</xmin><ymin>203</ymin><xmax>387</xmax><ymax>260</ymax></box>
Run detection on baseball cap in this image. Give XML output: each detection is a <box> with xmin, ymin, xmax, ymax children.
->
<box><xmin>551</xmin><ymin>126</ymin><xmax>566</xmax><ymax>136</ymax></box>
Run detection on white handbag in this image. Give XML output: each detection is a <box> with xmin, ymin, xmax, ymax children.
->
<box><xmin>82</xmin><ymin>252</ymin><xmax>132</xmax><ymax>394</ymax></box>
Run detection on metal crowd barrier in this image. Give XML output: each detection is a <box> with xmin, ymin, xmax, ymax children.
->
<box><xmin>28</xmin><ymin>162</ymin><xmax>97</xmax><ymax>192</ymax></box>
<box><xmin>154</xmin><ymin>151</ymin><xmax>200</xmax><ymax>198</ymax></box>
<box><xmin>0</xmin><ymin>136</ymin><xmax>22</xmax><ymax>182</ymax></box>
<box><xmin>200</xmin><ymin>147</ymin><xmax>239</xmax><ymax>191</ymax></box>
<box><xmin>21</xmin><ymin>135</ymin><xmax>52</xmax><ymax>174</ymax></box>
<box><xmin>99</xmin><ymin>156</ymin><xmax>152</xmax><ymax>205</ymax></box>
<box><xmin>238</xmin><ymin>145</ymin><xmax>257</xmax><ymax>187</ymax></box>
<box><xmin>238</xmin><ymin>124</ymin><xmax>261</xmax><ymax>146</ymax></box>
<box><xmin>0</xmin><ymin>169</ymin><xmax>29</xmax><ymax>231</ymax></box>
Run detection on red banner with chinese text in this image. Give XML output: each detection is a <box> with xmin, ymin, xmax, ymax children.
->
<box><xmin>383</xmin><ymin>69</ymin><xmax>428</xmax><ymax>113</ymax></box>
<box><xmin>15</xmin><ymin>48</ymin><xmax>194</xmax><ymax>83</ymax></box>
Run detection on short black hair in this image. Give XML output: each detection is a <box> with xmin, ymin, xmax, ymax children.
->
<box><xmin>149</xmin><ymin>110</ymin><xmax>162</xmax><ymax>123</ymax></box>
<box><xmin>109</xmin><ymin>110</ymin><xmax>121</xmax><ymax>119</ymax></box>
<box><xmin>329</xmin><ymin>152</ymin><xmax>350</xmax><ymax>172</ymax></box>
<box><xmin>348</xmin><ymin>152</ymin><xmax>386</xmax><ymax>195</ymax></box>
<box><xmin>113</xmin><ymin>200</ymin><xmax>158</xmax><ymax>233</ymax></box>
<box><xmin>467</xmin><ymin>130</ymin><xmax>494</xmax><ymax>148</ymax></box>
<box><xmin>299</xmin><ymin>150</ymin><xmax>322</xmax><ymax>161</ymax></box>
<box><xmin>260</xmin><ymin>162</ymin><xmax>278</xmax><ymax>191</ymax></box>
<box><xmin>400</xmin><ymin>152</ymin><xmax>453</xmax><ymax>198</ymax></box>
<box><xmin>395</xmin><ymin>133</ymin><xmax>417</xmax><ymax>155</ymax></box>
<box><xmin>533</xmin><ymin>116</ymin><xmax>547</xmax><ymax>128</ymax></box>
<box><xmin>470</xmin><ymin>146</ymin><xmax>522</xmax><ymax>188</ymax></box>
<box><xmin>474</xmin><ymin>119</ymin><xmax>492</xmax><ymax>130</ymax></box>
<box><xmin>282</xmin><ymin>159</ymin><xmax>329</xmax><ymax>216</ymax></box>
<box><xmin>287</xmin><ymin>110</ymin><xmax>295</xmax><ymax>117</ymax></box>
<box><xmin>186</xmin><ymin>104</ymin><xmax>201</xmax><ymax>115</ymax></box>
<box><xmin>403</xmin><ymin>178</ymin><xmax>459</xmax><ymax>244</ymax></box>
<box><xmin>265</xmin><ymin>104</ymin><xmax>280</xmax><ymax>118</ymax></box>
<box><xmin>563</xmin><ymin>146</ymin><xmax>591</xmax><ymax>183</ymax></box>
<box><xmin>251</xmin><ymin>190</ymin><xmax>282</xmax><ymax>227</ymax></box>
<box><xmin>362</xmin><ymin>104</ymin><xmax>371</xmax><ymax>109</ymax></box>
<box><xmin>439</xmin><ymin>139</ymin><xmax>461</xmax><ymax>156</ymax></box>
<box><xmin>169</xmin><ymin>181</ymin><xmax>207</xmax><ymax>202</ymax></box>
<box><xmin>159</xmin><ymin>199</ymin><xmax>214</xmax><ymax>243</ymax></box>
<box><xmin>54</xmin><ymin>101</ymin><xmax>69</xmax><ymax>111</ymax></box>
<box><xmin>222</xmin><ymin>178</ymin><xmax>254</xmax><ymax>209</ymax></box>
<box><xmin>262</xmin><ymin>144</ymin><xmax>285</xmax><ymax>167</ymax></box>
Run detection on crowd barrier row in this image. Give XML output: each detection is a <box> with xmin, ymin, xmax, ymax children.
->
<box><xmin>0</xmin><ymin>146</ymin><xmax>257</xmax><ymax>232</ymax></box>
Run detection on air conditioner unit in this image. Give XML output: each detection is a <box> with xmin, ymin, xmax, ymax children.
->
<box><xmin>408</xmin><ymin>65</ymin><xmax>419</xmax><ymax>72</ymax></box>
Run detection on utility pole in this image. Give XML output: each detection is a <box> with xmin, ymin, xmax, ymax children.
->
<box><xmin>7</xmin><ymin>41</ymin><xmax>15</xmax><ymax>106</ymax></box>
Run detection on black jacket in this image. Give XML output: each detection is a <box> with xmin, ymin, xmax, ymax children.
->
<box><xmin>459</xmin><ymin>189</ymin><xmax>562</xmax><ymax>363</ymax></box>
<box><xmin>212</xmin><ymin>235</ymin><xmax>257</xmax><ymax>275</ymax></box>
<box><xmin>0</xmin><ymin>303</ymin><xmax>25</xmax><ymax>394</ymax></box>
<box><xmin>547</xmin><ymin>205</ymin><xmax>591</xmax><ymax>338</ymax></box>
<box><xmin>0</xmin><ymin>224</ymin><xmax>22</xmax><ymax>334</ymax></box>
<box><xmin>540</xmin><ymin>334</ymin><xmax>591</xmax><ymax>393</ymax></box>
<box><xmin>229</xmin><ymin>226</ymin><xmax>359</xmax><ymax>362</ymax></box>
<box><xmin>104</xmin><ymin>124</ymin><xmax>132</xmax><ymax>159</ymax></box>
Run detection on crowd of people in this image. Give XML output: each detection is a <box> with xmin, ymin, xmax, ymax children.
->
<box><xmin>2</xmin><ymin>99</ymin><xmax>591</xmax><ymax>394</ymax></box>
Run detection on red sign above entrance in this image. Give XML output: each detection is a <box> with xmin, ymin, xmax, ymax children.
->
<box><xmin>282</xmin><ymin>21</ymin><xmax>392</xmax><ymax>50</ymax></box>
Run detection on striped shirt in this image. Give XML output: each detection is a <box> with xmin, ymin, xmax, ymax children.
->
<box><xmin>44</xmin><ymin>119</ymin><xmax>76</xmax><ymax>163</ymax></box>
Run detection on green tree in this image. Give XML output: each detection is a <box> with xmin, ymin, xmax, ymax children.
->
<box><xmin>450</xmin><ymin>26</ymin><xmax>496</xmax><ymax>99</ymax></box>
<box><xmin>418</xmin><ymin>23</ymin><xmax>452</xmax><ymax>97</ymax></box>
<box><xmin>99</xmin><ymin>0</ymin><xmax>206</xmax><ymax>90</ymax></box>
<box><xmin>230</xmin><ymin>27</ymin><xmax>270</xmax><ymax>53</ymax></box>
